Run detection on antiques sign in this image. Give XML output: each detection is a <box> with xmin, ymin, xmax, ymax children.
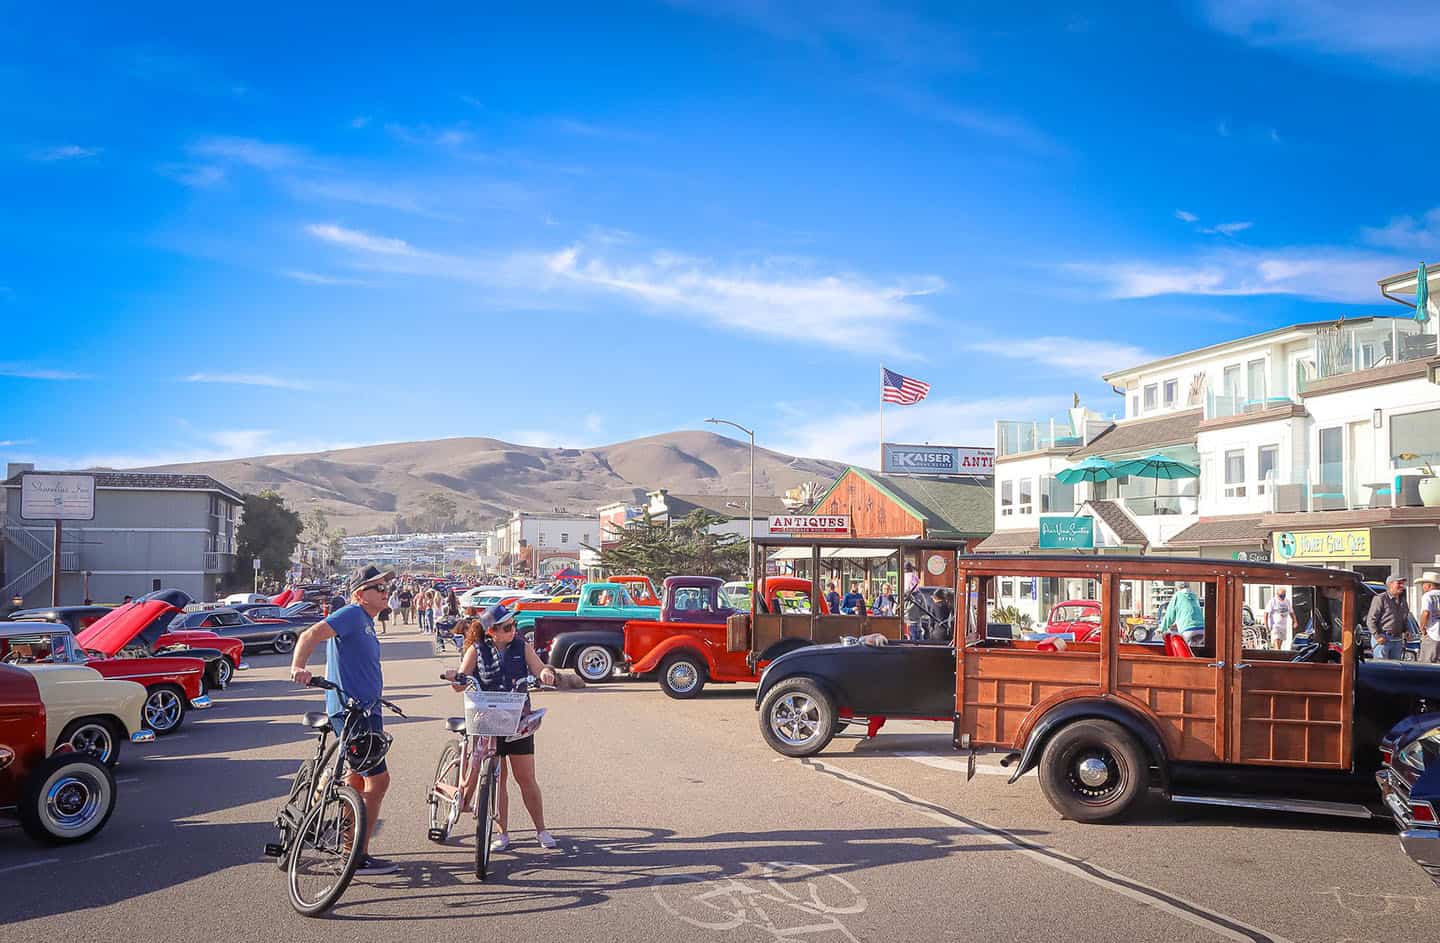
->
<box><xmin>767</xmin><ymin>515</ymin><xmax>850</xmax><ymax>535</ymax></box>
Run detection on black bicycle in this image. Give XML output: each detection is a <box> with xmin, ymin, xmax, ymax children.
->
<box><xmin>265</xmin><ymin>677</ymin><xmax>405</xmax><ymax>916</ymax></box>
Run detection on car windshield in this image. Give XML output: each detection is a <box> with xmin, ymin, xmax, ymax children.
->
<box><xmin>1049</xmin><ymin>605</ymin><xmax>1099</xmax><ymax>624</ymax></box>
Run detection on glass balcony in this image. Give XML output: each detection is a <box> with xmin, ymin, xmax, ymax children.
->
<box><xmin>1310</xmin><ymin>318</ymin><xmax>1437</xmax><ymax>383</ymax></box>
<box><xmin>1203</xmin><ymin>389</ymin><xmax>1300</xmax><ymax>421</ymax></box>
<box><xmin>1117</xmin><ymin>493</ymin><xmax>1199</xmax><ymax>517</ymax></box>
<box><xmin>996</xmin><ymin>417</ymin><xmax>1105</xmax><ymax>457</ymax></box>
<box><xmin>1265</xmin><ymin>464</ymin><xmax>1430</xmax><ymax>513</ymax></box>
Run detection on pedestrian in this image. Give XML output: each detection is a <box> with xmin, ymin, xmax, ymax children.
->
<box><xmin>419</xmin><ymin>588</ymin><xmax>433</xmax><ymax>633</ymax></box>
<box><xmin>378</xmin><ymin>596</ymin><xmax>392</xmax><ymax>636</ymax></box>
<box><xmin>1265</xmin><ymin>588</ymin><xmax>1295</xmax><ymax>650</ymax></box>
<box><xmin>445</xmin><ymin>606</ymin><xmax>560</xmax><ymax>852</ymax></box>
<box><xmin>1418</xmin><ymin>570</ymin><xmax>1440</xmax><ymax>664</ymax></box>
<box><xmin>399</xmin><ymin>585</ymin><xmax>413</xmax><ymax>625</ymax></box>
<box><xmin>840</xmin><ymin>581</ymin><xmax>867</xmax><ymax>616</ymax></box>
<box><xmin>288</xmin><ymin>564</ymin><xmax>397</xmax><ymax>876</ymax></box>
<box><xmin>873</xmin><ymin>584</ymin><xmax>895</xmax><ymax>616</ymax></box>
<box><xmin>1158</xmin><ymin>582</ymin><xmax>1205</xmax><ymax>647</ymax></box>
<box><xmin>824</xmin><ymin>581</ymin><xmax>841</xmax><ymax>615</ymax></box>
<box><xmin>1366</xmin><ymin>576</ymin><xmax>1410</xmax><ymax>660</ymax></box>
<box><xmin>932</xmin><ymin>589</ymin><xmax>954</xmax><ymax>642</ymax></box>
<box><xmin>433</xmin><ymin>590</ymin><xmax>450</xmax><ymax>651</ymax></box>
<box><xmin>903</xmin><ymin>561</ymin><xmax>920</xmax><ymax>596</ymax></box>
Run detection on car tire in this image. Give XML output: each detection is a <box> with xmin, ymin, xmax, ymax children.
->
<box><xmin>59</xmin><ymin>717</ymin><xmax>122</xmax><ymax>767</ymax></box>
<box><xmin>212</xmin><ymin>657</ymin><xmax>234</xmax><ymax>688</ymax></box>
<box><xmin>759</xmin><ymin>678</ymin><xmax>837</xmax><ymax>757</ymax></box>
<box><xmin>574</xmin><ymin>645</ymin><xmax>616</xmax><ymax>684</ymax></box>
<box><xmin>658</xmin><ymin>653</ymin><xmax>706</xmax><ymax>699</ymax></box>
<box><xmin>143</xmin><ymin>684</ymin><xmax>188</xmax><ymax>735</ymax></box>
<box><xmin>1037</xmin><ymin>719</ymin><xmax>1148</xmax><ymax>823</ymax></box>
<box><xmin>272</xmin><ymin>633</ymin><xmax>297</xmax><ymax>655</ymax></box>
<box><xmin>18</xmin><ymin>752</ymin><xmax>117</xmax><ymax>844</ymax></box>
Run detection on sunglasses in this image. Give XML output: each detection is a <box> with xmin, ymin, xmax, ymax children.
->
<box><xmin>488</xmin><ymin>623</ymin><xmax>517</xmax><ymax>634</ymax></box>
<box><xmin>366</xmin><ymin>584</ymin><xmax>390</xmax><ymax>594</ymax></box>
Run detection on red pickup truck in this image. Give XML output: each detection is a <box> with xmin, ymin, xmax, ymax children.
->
<box><xmin>625</xmin><ymin>576</ymin><xmax>829</xmax><ymax>699</ymax></box>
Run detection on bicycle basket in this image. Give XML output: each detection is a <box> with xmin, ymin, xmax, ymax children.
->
<box><xmin>463</xmin><ymin>690</ymin><xmax>530</xmax><ymax>737</ymax></box>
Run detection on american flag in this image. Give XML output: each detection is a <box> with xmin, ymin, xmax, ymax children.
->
<box><xmin>882</xmin><ymin>367</ymin><xmax>930</xmax><ymax>405</ymax></box>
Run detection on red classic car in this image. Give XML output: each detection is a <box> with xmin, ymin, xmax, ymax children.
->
<box><xmin>1031</xmin><ymin>599</ymin><xmax>1103</xmax><ymax>642</ymax></box>
<box><xmin>0</xmin><ymin>662</ymin><xmax>122</xmax><ymax>843</ymax></box>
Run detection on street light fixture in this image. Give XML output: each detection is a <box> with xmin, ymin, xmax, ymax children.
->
<box><xmin>705</xmin><ymin>417</ymin><xmax>756</xmax><ymax>587</ymax></box>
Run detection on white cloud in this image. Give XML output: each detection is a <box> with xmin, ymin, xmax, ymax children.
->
<box><xmin>282</xmin><ymin>270</ymin><xmax>372</xmax><ymax>286</ymax></box>
<box><xmin>1066</xmin><ymin>248</ymin><xmax>1402</xmax><ymax>302</ymax></box>
<box><xmin>771</xmin><ymin>395</ymin><xmax>1058</xmax><ymax>470</ymax></box>
<box><xmin>22</xmin><ymin>429</ymin><xmax>365</xmax><ymax>470</ymax></box>
<box><xmin>190</xmin><ymin>136</ymin><xmax>304</xmax><ymax>170</ymax></box>
<box><xmin>1174</xmin><ymin>209</ymin><xmax>1199</xmax><ymax>223</ymax></box>
<box><xmin>0</xmin><ymin>363</ymin><xmax>88</xmax><ymax>380</ymax></box>
<box><xmin>969</xmin><ymin>337</ymin><xmax>1159</xmax><ymax>375</ymax></box>
<box><xmin>550</xmin><ymin>118</ymin><xmax>649</xmax><ymax>143</ymax></box>
<box><xmin>184</xmin><ymin>372</ymin><xmax>312</xmax><ymax>391</ymax></box>
<box><xmin>1200</xmin><ymin>221</ymin><xmax>1254</xmax><ymax>236</ymax></box>
<box><xmin>1363</xmin><ymin>207</ymin><xmax>1440</xmax><ymax>250</ymax></box>
<box><xmin>32</xmin><ymin>145</ymin><xmax>102</xmax><ymax>161</ymax></box>
<box><xmin>385</xmin><ymin>123</ymin><xmax>473</xmax><ymax>148</ymax></box>
<box><xmin>305</xmin><ymin>223</ymin><xmax>417</xmax><ymax>256</ymax></box>
<box><xmin>1199</xmin><ymin>1</ymin><xmax>1440</xmax><ymax>74</ymax></box>
<box><xmin>158</xmin><ymin>163</ymin><xmax>225</xmax><ymax>187</ymax></box>
<box><xmin>349</xmin><ymin>115</ymin><xmax>371</xmax><ymax>129</ymax></box>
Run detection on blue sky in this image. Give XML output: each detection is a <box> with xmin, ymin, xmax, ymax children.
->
<box><xmin>4</xmin><ymin>1</ymin><xmax>1439</xmax><ymax>471</ymax></box>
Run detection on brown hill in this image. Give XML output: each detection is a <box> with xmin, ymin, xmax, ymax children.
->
<box><xmin>136</xmin><ymin>431</ymin><xmax>845</xmax><ymax>534</ymax></box>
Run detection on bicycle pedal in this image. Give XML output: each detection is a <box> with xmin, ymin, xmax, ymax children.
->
<box><xmin>426</xmin><ymin>828</ymin><xmax>447</xmax><ymax>843</ymax></box>
<box><xmin>263</xmin><ymin>843</ymin><xmax>284</xmax><ymax>858</ymax></box>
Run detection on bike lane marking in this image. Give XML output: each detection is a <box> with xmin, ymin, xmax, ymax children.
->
<box><xmin>86</xmin><ymin>842</ymin><xmax>161</xmax><ymax>862</ymax></box>
<box><xmin>0</xmin><ymin>858</ymin><xmax>59</xmax><ymax>874</ymax></box>
<box><xmin>801</xmin><ymin>758</ymin><xmax>1293</xmax><ymax>943</ymax></box>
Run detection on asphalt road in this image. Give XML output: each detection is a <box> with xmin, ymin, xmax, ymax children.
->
<box><xmin>3</xmin><ymin>622</ymin><xmax>1437</xmax><ymax>942</ymax></box>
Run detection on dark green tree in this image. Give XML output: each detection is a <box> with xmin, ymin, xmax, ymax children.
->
<box><xmin>595</xmin><ymin>509</ymin><xmax>747</xmax><ymax>584</ymax></box>
<box><xmin>230</xmin><ymin>490</ymin><xmax>304</xmax><ymax>590</ymax></box>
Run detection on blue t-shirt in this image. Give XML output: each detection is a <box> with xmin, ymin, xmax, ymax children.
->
<box><xmin>324</xmin><ymin>604</ymin><xmax>384</xmax><ymax>716</ymax></box>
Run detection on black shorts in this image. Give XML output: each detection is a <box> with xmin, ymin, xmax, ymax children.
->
<box><xmin>498</xmin><ymin>734</ymin><xmax>535</xmax><ymax>756</ymax></box>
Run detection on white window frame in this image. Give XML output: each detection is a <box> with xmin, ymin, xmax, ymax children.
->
<box><xmin>1000</xmin><ymin>480</ymin><xmax>1014</xmax><ymax>516</ymax></box>
<box><xmin>1224</xmin><ymin>449</ymin><xmax>1247</xmax><ymax>498</ymax></box>
<box><xmin>1246</xmin><ymin>358</ymin><xmax>1266</xmax><ymax>404</ymax></box>
<box><xmin>1018</xmin><ymin>478</ymin><xmax>1034</xmax><ymax>515</ymax></box>
<box><xmin>1256</xmin><ymin>444</ymin><xmax>1279</xmax><ymax>496</ymax></box>
<box><xmin>1163</xmin><ymin>379</ymin><xmax>1178</xmax><ymax>408</ymax></box>
<box><xmin>1143</xmin><ymin>384</ymin><xmax>1158</xmax><ymax>411</ymax></box>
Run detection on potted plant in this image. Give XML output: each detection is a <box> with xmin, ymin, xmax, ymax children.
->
<box><xmin>1399</xmin><ymin>453</ymin><xmax>1440</xmax><ymax>507</ymax></box>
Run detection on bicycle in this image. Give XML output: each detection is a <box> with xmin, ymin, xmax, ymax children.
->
<box><xmin>264</xmin><ymin>677</ymin><xmax>405</xmax><ymax>916</ymax></box>
<box><xmin>426</xmin><ymin>672</ymin><xmax>548</xmax><ymax>881</ymax></box>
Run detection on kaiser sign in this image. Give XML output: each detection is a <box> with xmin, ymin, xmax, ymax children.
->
<box><xmin>767</xmin><ymin>515</ymin><xmax>850</xmax><ymax>535</ymax></box>
<box><xmin>882</xmin><ymin>443</ymin><xmax>994</xmax><ymax>477</ymax></box>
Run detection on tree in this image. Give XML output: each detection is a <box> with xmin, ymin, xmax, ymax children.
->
<box><xmin>595</xmin><ymin>509</ymin><xmax>747</xmax><ymax>585</ymax></box>
<box><xmin>302</xmin><ymin>508</ymin><xmax>332</xmax><ymax>573</ymax></box>
<box><xmin>230</xmin><ymin>490</ymin><xmax>304</xmax><ymax>590</ymax></box>
<box><xmin>412</xmin><ymin>492</ymin><xmax>459</xmax><ymax>533</ymax></box>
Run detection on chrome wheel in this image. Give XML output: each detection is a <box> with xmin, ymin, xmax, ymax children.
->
<box><xmin>769</xmin><ymin>693</ymin><xmax>821</xmax><ymax>747</ymax></box>
<box><xmin>215</xmin><ymin>658</ymin><xmax>233</xmax><ymax>688</ymax></box>
<box><xmin>1065</xmin><ymin>748</ymin><xmax>1123</xmax><ymax>801</ymax></box>
<box><xmin>665</xmin><ymin>659</ymin><xmax>698</xmax><ymax>694</ymax></box>
<box><xmin>273</xmin><ymin>633</ymin><xmax>296</xmax><ymax>655</ymax></box>
<box><xmin>42</xmin><ymin>766</ymin><xmax>111</xmax><ymax>837</ymax></box>
<box><xmin>145</xmin><ymin>689</ymin><xmax>183</xmax><ymax>733</ymax></box>
<box><xmin>67</xmin><ymin>722</ymin><xmax>116</xmax><ymax>764</ymax></box>
<box><xmin>576</xmin><ymin>646</ymin><xmax>614</xmax><ymax>682</ymax></box>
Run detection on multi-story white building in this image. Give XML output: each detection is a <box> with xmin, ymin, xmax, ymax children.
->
<box><xmin>492</xmin><ymin>510</ymin><xmax>598</xmax><ymax>578</ymax></box>
<box><xmin>977</xmin><ymin>264</ymin><xmax>1440</xmax><ymax>624</ymax></box>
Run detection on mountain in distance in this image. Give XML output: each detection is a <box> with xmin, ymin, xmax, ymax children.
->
<box><xmin>136</xmin><ymin>431</ymin><xmax>848</xmax><ymax>534</ymax></box>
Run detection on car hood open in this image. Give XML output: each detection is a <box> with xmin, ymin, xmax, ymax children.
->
<box><xmin>76</xmin><ymin>589</ymin><xmax>193</xmax><ymax>657</ymax></box>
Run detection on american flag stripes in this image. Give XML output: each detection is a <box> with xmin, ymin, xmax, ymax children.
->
<box><xmin>881</xmin><ymin>368</ymin><xmax>930</xmax><ymax>405</ymax></box>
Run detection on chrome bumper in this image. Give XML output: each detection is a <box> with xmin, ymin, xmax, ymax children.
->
<box><xmin>190</xmin><ymin>694</ymin><xmax>213</xmax><ymax>709</ymax></box>
<box><xmin>131</xmin><ymin>729</ymin><xmax>156</xmax><ymax>744</ymax></box>
<box><xmin>1399</xmin><ymin>828</ymin><xmax>1440</xmax><ymax>885</ymax></box>
<box><xmin>237</xmin><ymin>662</ymin><xmax>251</xmax><ymax>671</ymax></box>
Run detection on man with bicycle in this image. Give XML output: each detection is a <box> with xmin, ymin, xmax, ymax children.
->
<box><xmin>290</xmin><ymin>564</ymin><xmax>397</xmax><ymax>876</ymax></box>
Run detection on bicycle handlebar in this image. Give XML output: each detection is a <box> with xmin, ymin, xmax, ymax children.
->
<box><xmin>443</xmin><ymin>672</ymin><xmax>555</xmax><ymax>692</ymax></box>
<box><xmin>305</xmin><ymin>676</ymin><xmax>406</xmax><ymax>717</ymax></box>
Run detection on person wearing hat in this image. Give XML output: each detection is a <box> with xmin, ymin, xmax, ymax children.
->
<box><xmin>290</xmin><ymin>564</ymin><xmax>397</xmax><ymax>876</ymax></box>
<box><xmin>445</xmin><ymin>604</ymin><xmax>560</xmax><ymax>852</ymax></box>
<box><xmin>1419</xmin><ymin>570</ymin><xmax>1440</xmax><ymax>664</ymax></box>
<box><xmin>1366</xmin><ymin>575</ymin><xmax>1410</xmax><ymax>660</ymax></box>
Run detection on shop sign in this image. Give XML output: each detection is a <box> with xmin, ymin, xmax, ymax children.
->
<box><xmin>1039</xmin><ymin>515</ymin><xmax>1094</xmax><ymax>550</ymax></box>
<box><xmin>882</xmin><ymin>443</ymin><xmax>994</xmax><ymax>477</ymax></box>
<box><xmin>1272</xmin><ymin>528</ymin><xmax>1371</xmax><ymax>562</ymax></box>
<box><xmin>1232</xmin><ymin>550</ymin><xmax>1271</xmax><ymax>562</ymax></box>
<box><xmin>767</xmin><ymin>515</ymin><xmax>850</xmax><ymax>535</ymax></box>
<box><xmin>20</xmin><ymin>473</ymin><xmax>95</xmax><ymax>521</ymax></box>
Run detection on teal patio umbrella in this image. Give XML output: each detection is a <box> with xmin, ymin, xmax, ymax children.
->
<box><xmin>1416</xmin><ymin>261</ymin><xmax>1431</xmax><ymax>325</ymax></box>
<box><xmin>1112</xmin><ymin>453</ymin><xmax>1200</xmax><ymax>514</ymax></box>
<box><xmin>1056</xmin><ymin>456</ymin><xmax>1121</xmax><ymax>486</ymax></box>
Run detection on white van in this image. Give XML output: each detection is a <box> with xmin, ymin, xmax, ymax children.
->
<box><xmin>223</xmin><ymin>592</ymin><xmax>269</xmax><ymax>606</ymax></box>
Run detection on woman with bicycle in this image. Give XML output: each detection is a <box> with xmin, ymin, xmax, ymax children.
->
<box><xmin>446</xmin><ymin>605</ymin><xmax>559</xmax><ymax>850</ymax></box>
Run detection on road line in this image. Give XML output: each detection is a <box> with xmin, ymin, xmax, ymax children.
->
<box><xmin>802</xmin><ymin>758</ymin><xmax>1291</xmax><ymax>943</ymax></box>
<box><xmin>116</xmin><ymin>777</ymin><xmax>140</xmax><ymax>784</ymax></box>
<box><xmin>0</xmin><ymin>858</ymin><xmax>59</xmax><ymax>874</ymax></box>
<box><xmin>87</xmin><ymin>842</ymin><xmax>161</xmax><ymax>861</ymax></box>
<box><xmin>893</xmin><ymin>751</ymin><xmax>1011</xmax><ymax>775</ymax></box>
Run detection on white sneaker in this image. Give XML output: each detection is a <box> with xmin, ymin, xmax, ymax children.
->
<box><xmin>490</xmin><ymin>832</ymin><xmax>511</xmax><ymax>853</ymax></box>
<box><xmin>536</xmin><ymin>830</ymin><xmax>558</xmax><ymax>849</ymax></box>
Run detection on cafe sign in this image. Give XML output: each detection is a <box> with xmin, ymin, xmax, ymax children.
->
<box><xmin>1271</xmin><ymin>528</ymin><xmax>1371</xmax><ymax>562</ymax></box>
<box><xmin>1039</xmin><ymin>515</ymin><xmax>1095</xmax><ymax>550</ymax></box>
<box><xmin>767</xmin><ymin>515</ymin><xmax>850</xmax><ymax>535</ymax></box>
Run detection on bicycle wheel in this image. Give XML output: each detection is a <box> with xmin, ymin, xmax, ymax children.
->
<box><xmin>475</xmin><ymin>757</ymin><xmax>496</xmax><ymax>881</ymax></box>
<box><xmin>288</xmin><ymin>784</ymin><xmax>367</xmax><ymax>917</ymax></box>
<box><xmin>428</xmin><ymin>742</ymin><xmax>462</xmax><ymax>842</ymax></box>
<box><xmin>275</xmin><ymin>758</ymin><xmax>317</xmax><ymax>870</ymax></box>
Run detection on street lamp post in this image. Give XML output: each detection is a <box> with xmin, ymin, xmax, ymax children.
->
<box><xmin>705</xmin><ymin>417</ymin><xmax>756</xmax><ymax>588</ymax></box>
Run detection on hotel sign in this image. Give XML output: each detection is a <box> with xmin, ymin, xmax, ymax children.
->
<box><xmin>882</xmin><ymin>443</ymin><xmax>994</xmax><ymax>477</ymax></box>
<box><xmin>767</xmin><ymin>515</ymin><xmax>850</xmax><ymax>535</ymax></box>
<box><xmin>20</xmin><ymin>473</ymin><xmax>96</xmax><ymax>521</ymax></box>
<box><xmin>1039</xmin><ymin>515</ymin><xmax>1095</xmax><ymax>550</ymax></box>
<box><xmin>1272</xmin><ymin>528</ymin><xmax>1371</xmax><ymax>562</ymax></box>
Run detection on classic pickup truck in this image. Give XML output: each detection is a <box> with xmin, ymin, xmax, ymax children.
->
<box><xmin>515</xmin><ymin>576</ymin><xmax>658</xmax><ymax>632</ymax></box>
<box><xmin>534</xmin><ymin>581</ymin><xmax>663</xmax><ymax>682</ymax></box>
<box><xmin>625</xmin><ymin>576</ymin><xmax>831</xmax><ymax>698</ymax></box>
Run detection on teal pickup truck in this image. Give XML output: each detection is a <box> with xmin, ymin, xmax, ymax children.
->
<box><xmin>528</xmin><ymin>582</ymin><xmax>662</xmax><ymax>682</ymax></box>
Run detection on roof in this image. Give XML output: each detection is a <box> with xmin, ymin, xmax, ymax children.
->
<box><xmin>1067</xmin><ymin>409</ymin><xmax>1203</xmax><ymax>459</ymax></box>
<box><xmin>2</xmin><ymin>470</ymin><xmax>244</xmax><ymax>503</ymax></box>
<box><xmin>1167</xmin><ymin>514</ymin><xmax>1269</xmax><ymax>547</ymax></box>
<box><xmin>816</xmin><ymin>468</ymin><xmax>993</xmax><ymax>539</ymax></box>
<box><xmin>1084</xmin><ymin>500</ymin><xmax>1149</xmax><ymax>547</ymax></box>
<box><xmin>970</xmin><ymin>529</ymin><xmax>1039</xmax><ymax>552</ymax></box>
<box><xmin>1100</xmin><ymin>316</ymin><xmax>1381</xmax><ymax>382</ymax></box>
<box><xmin>660</xmin><ymin>492</ymin><xmax>790</xmax><ymax>519</ymax></box>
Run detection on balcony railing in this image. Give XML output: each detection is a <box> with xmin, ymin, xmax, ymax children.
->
<box><xmin>1312</xmin><ymin>319</ymin><xmax>1437</xmax><ymax>383</ymax></box>
<box><xmin>1266</xmin><ymin>464</ymin><xmax>1433</xmax><ymax>514</ymax></box>
<box><xmin>203</xmin><ymin>552</ymin><xmax>236</xmax><ymax>573</ymax></box>
<box><xmin>997</xmin><ymin>417</ymin><xmax>1104</xmax><ymax>457</ymax></box>
<box><xmin>1203</xmin><ymin>390</ymin><xmax>1300</xmax><ymax>421</ymax></box>
<box><xmin>1117</xmin><ymin>494</ymin><xmax>1199</xmax><ymax>517</ymax></box>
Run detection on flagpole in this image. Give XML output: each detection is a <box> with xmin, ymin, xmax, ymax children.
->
<box><xmin>879</xmin><ymin>364</ymin><xmax>885</xmax><ymax>471</ymax></box>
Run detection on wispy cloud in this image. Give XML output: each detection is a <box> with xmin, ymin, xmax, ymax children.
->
<box><xmin>1066</xmin><ymin>249</ymin><xmax>1400</xmax><ymax>302</ymax></box>
<box><xmin>190</xmin><ymin>136</ymin><xmax>305</xmax><ymax>170</ymax></box>
<box><xmin>549</xmin><ymin>118</ymin><xmax>650</xmax><ymax>143</ymax></box>
<box><xmin>969</xmin><ymin>337</ymin><xmax>1159</xmax><ymax>375</ymax></box>
<box><xmin>31</xmin><ymin>145</ymin><xmax>102</xmax><ymax>162</ymax></box>
<box><xmin>349</xmin><ymin>115</ymin><xmax>372</xmax><ymax>129</ymax></box>
<box><xmin>0</xmin><ymin>440</ymin><xmax>33</xmax><ymax>448</ymax></box>
<box><xmin>157</xmin><ymin>162</ymin><xmax>225</xmax><ymax>187</ymax></box>
<box><xmin>1363</xmin><ymin>207</ymin><xmax>1440</xmax><ymax>250</ymax></box>
<box><xmin>0</xmin><ymin>364</ymin><xmax>88</xmax><ymax>381</ymax></box>
<box><xmin>1175</xmin><ymin>209</ymin><xmax>1199</xmax><ymax>223</ymax></box>
<box><xmin>385</xmin><ymin>122</ymin><xmax>473</xmax><ymax>148</ymax></box>
<box><xmin>184</xmin><ymin>372</ymin><xmax>312</xmax><ymax>391</ymax></box>
<box><xmin>282</xmin><ymin>270</ymin><xmax>373</xmax><ymax>286</ymax></box>
<box><xmin>1199</xmin><ymin>1</ymin><xmax>1440</xmax><ymax>75</ymax></box>
<box><xmin>876</xmin><ymin>84</ymin><xmax>1056</xmax><ymax>152</ymax></box>
<box><xmin>1200</xmin><ymin>221</ymin><xmax>1254</xmax><ymax>236</ymax></box>
<box><xmin>306</xmin><ymin>223</ymin><xmax>417</xmax><ymax>256</ymax></box>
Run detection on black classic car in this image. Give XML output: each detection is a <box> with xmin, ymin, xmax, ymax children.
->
<box><xmin>169</xmin><ymin>608</ymin><xmax>300</xmax><ymax>654</ymax></box>
<box><xmin>1377</xmin><ymin>713</ymin><xmax>1440</xmax><ymax>886</ymax></box>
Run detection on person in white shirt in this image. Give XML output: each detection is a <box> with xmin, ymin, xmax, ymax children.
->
<box><xmin>1419</xmin><ymin>570</ymin><xmax>1440</xmax><ymax>664</ymax></box>
<box><xmin>1265</xmin><ymin>588</ymin><xmax>1295</xmax><ymax>650</ymax></box>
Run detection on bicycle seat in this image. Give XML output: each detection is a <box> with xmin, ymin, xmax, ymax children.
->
<box><xmin>301</xmin><ymin>711</ymin><xmax>331</xmax><ymax>729</ymax></box>
<box><xmin>445</xmin><ymin>716</ymin><xmax>466</xmax><ymax>733</ymax></box>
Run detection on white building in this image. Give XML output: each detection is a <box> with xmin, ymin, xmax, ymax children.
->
<box><xmin>492</xmin><ymin>510</ymin><xmax>598</xmax><ymax>578</ymax></box>
<box><xmin>978</xmin><ymin>264</ymin><xmax>1440</xmax><ymax>624</ymax></box>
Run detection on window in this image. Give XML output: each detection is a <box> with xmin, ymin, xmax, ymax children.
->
<box><xmin>1257</xmin><ymin>445</ymin><xmax>1278</xmax><ymax>495</ymax></box>
<box><xmin>1391</xmin><ymin>408</ymin><xmax>1440</xmax><ymax>470</ymax></box>
<box><xmin>560</xmin><ymin>532</ymin><xmax>569</xmax><ymax>544</ymax></box>
<box><xmin>1018</xmin><ymin>478</ymin><xmax>1033</xmax><ymax>514</ymax></box>
<box><xmin>1223</xmin><ymin>364</ymin><xmax>1241</xmax><ymax>399</ymax></box>
<box><xmin>1143</xmin><ymin>384</ymin><xmax>1157</xmax><ymax>411</ymax></box>
<box><xmin>1130</xmin><ymin>394</ymin><xmax>1139</xmax><ymax>416</ymax></box>
<box><xmin>1318</xmin><ymin>426</ymin><xmax>1343</xmax><ymax>488</ymax></box>
<box><xmin>1041</xmin><ymin>476</ymin><xmax>1075</xmax><ymax>513</ymax></box>
<box><xmin>1001</xmin><ymin>480</ymin><xmax>1014</xmax><ymax>516</ymax></box>
<box><xmin>1247</xmin><ymin>359</ymin><xmax>1266</xmax><ymax>404</ymax></box>
<box><xmin>1000</xmin><ymin>578</ymin><xmax>1015</xmax><ymax>598</ymax></box>
<box><xmin>1224</xmin><ymin>449</ymin><xmax>1246</xmax><ymax>497</ymax></box>
<box><xmin>1163</xmin><ymin>379</ymin><xmax>1178</xmax><ymax>408</ymax></box>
